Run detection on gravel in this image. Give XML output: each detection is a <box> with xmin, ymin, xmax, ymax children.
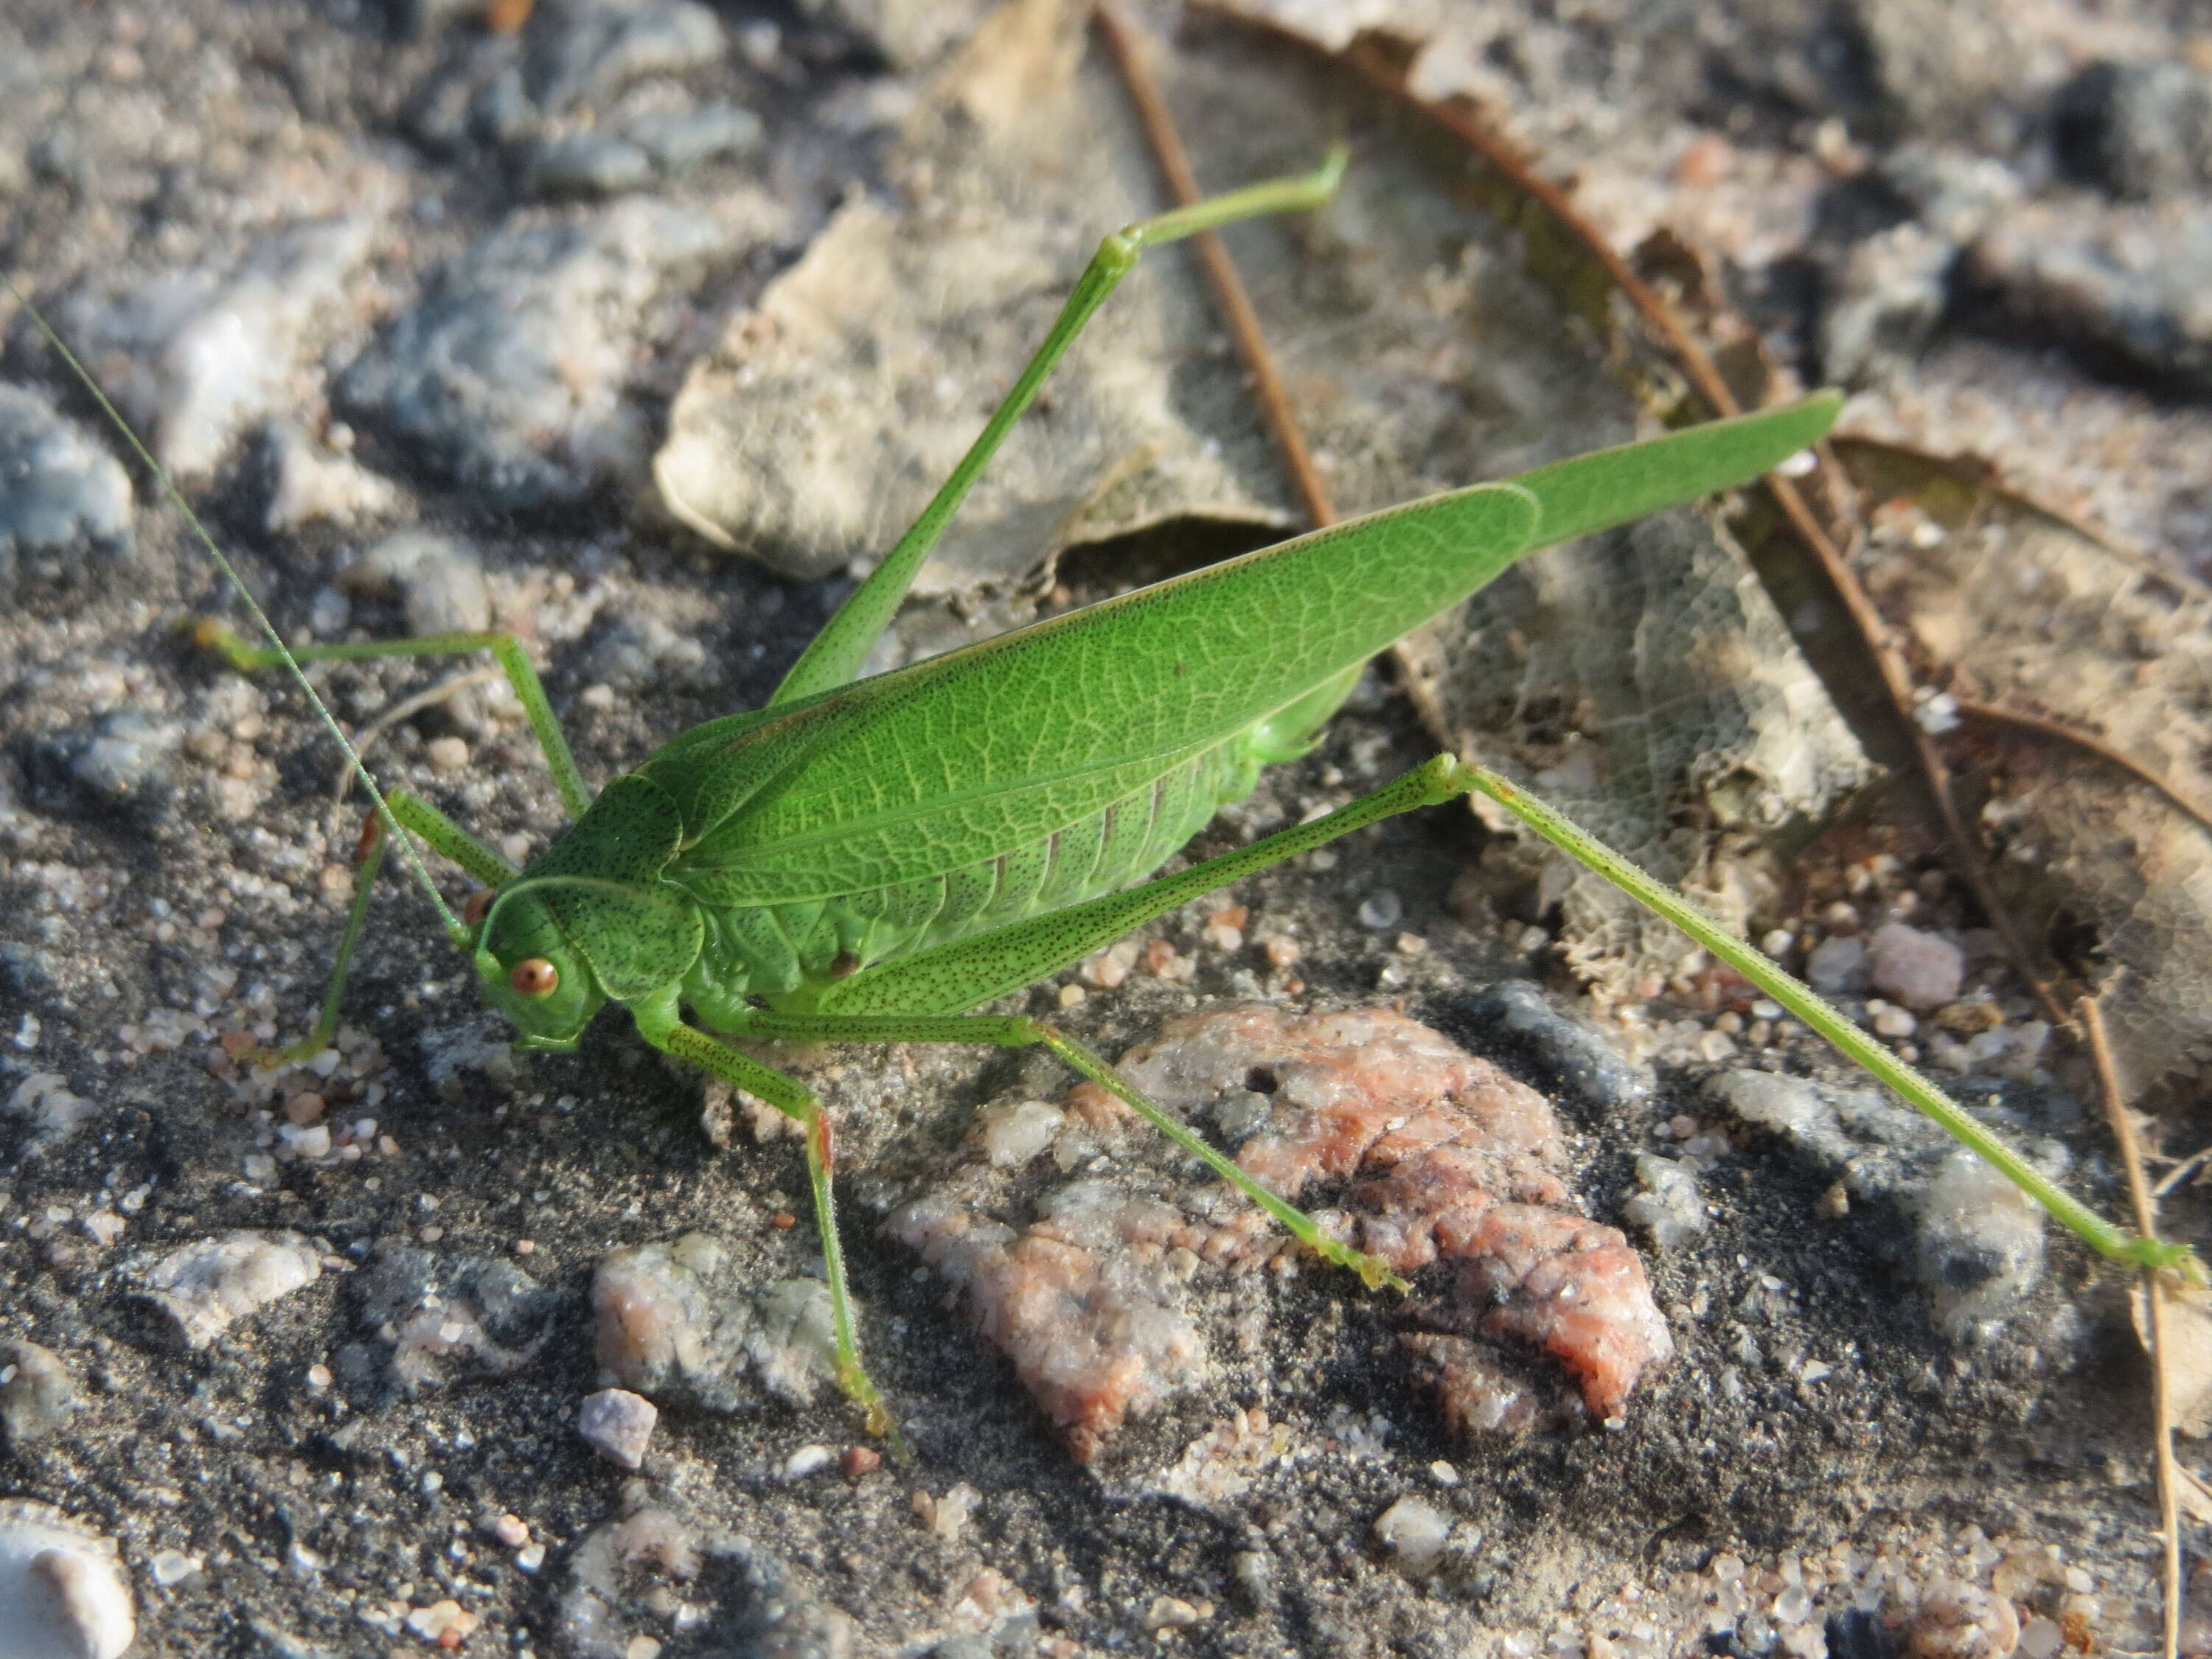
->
<box><xmin>333</xmin><ymin>202</ymin><xmax>750</xmax><ymax>508</ymax></box>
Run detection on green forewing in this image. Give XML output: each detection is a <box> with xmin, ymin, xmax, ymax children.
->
<box><xmin>673</xmin><ymin>484</ymin><xmax>1535</xmax><ymax>900</ymax></box>
<box><xmin>669</xmin><ymin>394</ymin><xmax>1838</xmax><ymax>904</ymax></box>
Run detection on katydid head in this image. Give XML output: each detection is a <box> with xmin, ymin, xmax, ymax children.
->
<box><xmin>473</xmin><ymin>884</ymin><xmax>606</xmax><ymax>1050</ymax></box>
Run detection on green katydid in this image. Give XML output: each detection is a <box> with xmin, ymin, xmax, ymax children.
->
<box><xmin>14</xmin><ymin>148</ymin><xmax>2196</xmax><ymax>1447</ymax></box>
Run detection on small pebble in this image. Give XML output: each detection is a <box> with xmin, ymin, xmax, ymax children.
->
<box><xmin>489</xmin><ymin>1514</ymin><xmax>530</xmax><ymax>1548</ymax></box>
<box><xmin>1906</xmin><ymin>1577</ymin><xmax>2019</xmax><ymax>1658</ymax></box>
<box><xmin>1869</xmin><ymin>922</ymin><xmax>1964</xmax><ymax>1011</ymax></box>
<box><xmin>780</xmin><ymin>1444</ymin><xmax>835</xmax><ymax>1481</ymax></box>
<box><xmin>1144</xmin><ymin>1595</ymin><xmax>1206</xmax><ymax>1632</ymax></box>
<box><xmin>0</xmin><ymin>1342</ymin><xmax>78</xmax><ymax>1447</ymax></box>
<box><xmin>1805</xmin><ymin>936</ymin><xmax>1868</xmax><ymax>992</ymax></box>
<box><xmin>147</xmin><ymin>1550</ymin><xmax>200</xmax><ymax>1587</ymax></box>
<box><xmin>1373</xmin><ymin>1494</ymin><xmax>1453</xmax><ymax>1577</ymax></box>
<box><xmin>918</xmin><ymin>1481</ymin><xmax>980</xmax><ymax>1542</ymax></box>
<box><xmin>841</xmin><ymin>1445</ymin><xmax>881</xmax><ymax>1478</ymax></box>
<box><xmin>0</xmin><ymin>1504</ymin><xmax>135</xmax><ymax>1659</ymax></box>
<box><xmin>1357</xmin><ymin>891</ymin><xmax>1403</xmax><ymax>929</ymax></box>
<box><xmin>405</xmin><ymin>1599</ymin><xmax>480</xmax><ymax>1642</ymax></box>
<box><xmin>577</xmin><ymin>1388</ymin><xmax>658</xmax><ymax>1469</ymax></box>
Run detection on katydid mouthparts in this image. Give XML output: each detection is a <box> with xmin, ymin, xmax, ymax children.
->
<box><xmin>13</xmin><ymin>147</ymin><xmax>2194</xmax><ymax>1447</ymax></box>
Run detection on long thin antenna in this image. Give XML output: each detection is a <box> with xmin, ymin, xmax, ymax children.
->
<box><xmin>4</xmin><ymin>275</ymin><xmax>467</xmax><ymax>945</ymax></box>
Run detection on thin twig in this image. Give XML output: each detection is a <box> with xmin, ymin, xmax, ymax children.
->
<box><xmin>2081</xmin><ymin>995</ymin><xmax>2182</xmax><ymax>1659</ymax></box>
<box><xmin>1953</xmin><ymin>698</ymin><xmax>2212</xmax><ymax>835</ymax></box>
<box><xmin>331</xmin><ymin>666</ymin><xmax>504</xmax><ymax>804</ymax></box>
<box><xmin>1093</xmin><ymin>1</ymin><xmax>1338</xmax><ymax>529</ymax></box>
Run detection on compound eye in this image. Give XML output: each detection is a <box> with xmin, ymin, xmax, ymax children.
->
<box><xmin>510</xmin><ymin>958</ymin><xmax>559</xmax><ymax>998</ymax></box>
<box><xmin>464</xmin><ymin>888</ymin><xmax>495</xmax><ymax>927</ymax></box>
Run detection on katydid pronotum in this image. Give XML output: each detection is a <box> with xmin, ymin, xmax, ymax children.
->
<box><xmin>15</xmin><ymin>149</ymin><xmax>2197</xmax><ymax>1447</ymax></box>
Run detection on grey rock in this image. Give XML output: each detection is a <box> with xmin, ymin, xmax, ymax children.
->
<box><xmin>1709</xmin><ymin>1071</ymin><xmax>2064</xmax><ymax>1335</ymax></box>
<box><xmin>1964</xmin><ymin>198</ymin><xmax>2212</xmax><ymax>394</ymax></box>
<box><xmin>335</xmin><ymin>202</ymin><xmax>734</xmax><ymax>507</ymax></box>
<box><xmin>526</xmin><ymin>100</ymin><xmax>762</xmax><ymax>199</ymax></box>
<box><xmin>131</xmin><ymin>1231</ymin><xmax>323</xmax><ymax>1352</ymax></box>
<box><xmin>1805</xmin><ymin>935</ymin><xmax>1868</xmax><ymax>992</ymax></box>
<box><xmin>1703</xmin><ymin>1</ymin><xmax>2029</xmax><ymax>139</ymax></box>
<box><xmin>0</xmin><ymin>385</ymin><xmax>133</xmax><ymax>585</ymax></box>
<box><xmin>1459</xmin><ymin>980</ymin><xmax>1655</xmax><ymax>1112</ymax></box>
<box><xmin>626</xmin><ymin>100</ymin><xmax>762</xmax><ymax>170</ymax></box>
<box><xmin>342</xmin><ymin>530</ymin><xmax>491</xmax><ymax>637</ymax></box>
<box><xmin>1850</xmin><ymin>0</ymin><xmax>2034</xmax><ymax>137</ymax></box>
<box><xmin>524</xmin><ymin>0</ymin><xmax>726</xmax><ymax>113</ymax></box>
<box><xmin>24</xmin><ymin>711</ymin><xmax>182</xmax><ymax>822</ymax></box>
<box><xmin>2055</xmin><ymin>60</ymin><xmax>2212</xmax><ymax>201</ymax></box>
<box><xmin>1879</xmin><ymin>143</ymin><xmax>2024</xmax><ymax>243</ymax></box>
<box><xmin>526</xmin><ymin>132</ymin><xmax>655</xmax><ymax>198</ymax></box>
<box><xmin>555</xmin><ymin>1508</ymin><xmax>836</xmax><ymax>1659</ymax></box>
<box><xmin>1621</xmin><ymin>1152</ymin><xmax>1706</xmax><ymax>1250</ymax></box>
<box><xmin>1820</xmin><ymin>223</ymin><xmax>1955</xmax><ymax>384</ymax></box>
<box><xmin>556</xmin><ymin>1505</ymin><xmax>706</xmax><ymax>1658</ymax></box>
<box><xmin>1910</xmin><ymin>1151</ymin><xmax>2047</xmax><ymax>1338</ymax></box>
<box><xmin>591</xmin><ymin>1234</ymin><xmax>837</xmax><ymax>1412</ymax></box>
<box><xmin>0</xmin><ymin>1340</ymin><xmax>77</xmax><ymax>1447</ymax></box>
<box><xmin>356</xmin><ymin>1243</ymin><xmax>560</xmax><ymax>1394</ymax></box>
<box><xmin>55</xmin><ymin>216</ymin><xmax>379</xmax><ymax>479</ymax></box>
<box><xmin>5</xmin><ymin>1072</ymin><xmax>96</xmax><ymax>1159</ymax></box>
<box><xmin>258</xmin><ymin>422</ymin><xmax>400</xmax><ymax>533</ymax></box>
<box><xmin>1374</xmin><ymin>1493</ymin><xmax>1453</xmax><ymax>1579</ymax></box>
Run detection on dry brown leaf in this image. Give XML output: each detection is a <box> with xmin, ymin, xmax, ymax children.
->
<box><xmin>655</xmin><ymin>0</ymin><xmax>1295</xmax><ymax>597</ymax></box>
<box><xmin>1835</xmin><ymin>438</ymin><xmax>2212</xmax><ymax>1098</ymax></box>
<box><xmin>2135</xmin><ymin>1279</ymin><xmax>2212</xmax><ymax>1440</ymax></box>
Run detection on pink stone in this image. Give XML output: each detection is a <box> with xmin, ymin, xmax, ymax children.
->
<box><xmin>1869</xmin><ymin>922</ymin><xmax>1964</xmax><ymax>1010</ymax></box>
